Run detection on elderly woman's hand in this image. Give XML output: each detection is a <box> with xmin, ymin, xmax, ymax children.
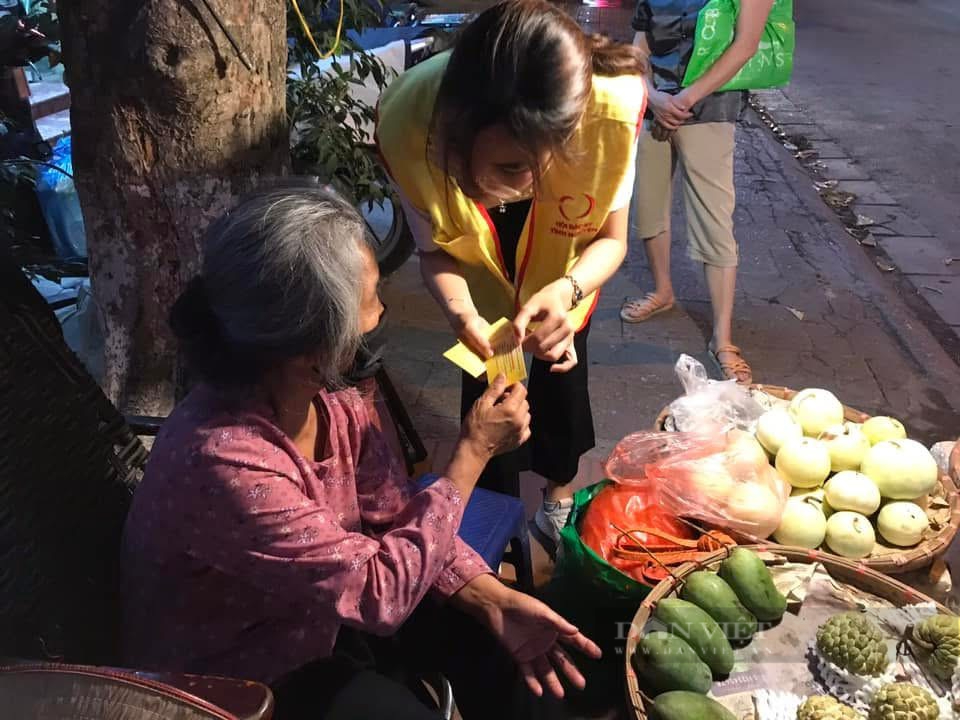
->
<box><xmin>490</xmin><ymin>587</ymin><xmax>602</xmax><ymax>698</ymax></box>
<box><xmin>460</xmin><ymin>375</ymin><xmax>531</xmax><ymax>460</ymax></box>
<box><xmin>454</xmin><ymin>574</ymin><xmax>602</xmax><ymax>698</ymax></box>
<box><xmin>445</xmin><ymin>376</ymin><xmax>530</xmax><ymax>499</ymax></box>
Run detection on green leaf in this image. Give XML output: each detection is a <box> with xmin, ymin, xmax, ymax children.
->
<box><xmin>370</xmin><ymin>60</ymin><xmax>385</xmax><ymax>87</ymax></box>
<box><xmin>286</xmin><ymin>0</ymin><xmax>392</xmax><ymax>206</ymax></box>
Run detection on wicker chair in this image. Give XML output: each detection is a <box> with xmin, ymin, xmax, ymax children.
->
<box><xmin>0</xmin><ymin>663</ymin><xmax>274</xmax><ymax>719</ymax></box>
<box><xmin>0</xmin><ymin>251</ymin><xmax>275</xmax><ymax>718</ymax></box>
<box><xmin>0</xmin><ymin>251</ymin><xmax>151</xmax><ymax>665</ymax></box>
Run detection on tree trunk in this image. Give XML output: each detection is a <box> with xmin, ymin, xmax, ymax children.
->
<box><xmin>59</xmin><ymin>0</ymin><xmax>289</xmax><ymax>414</ymax></box>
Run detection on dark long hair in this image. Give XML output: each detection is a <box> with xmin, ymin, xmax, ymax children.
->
<box><xmin>428</xmin><ymin>0</ymin><xmax>647</xmax><ymax>189</ymax></box>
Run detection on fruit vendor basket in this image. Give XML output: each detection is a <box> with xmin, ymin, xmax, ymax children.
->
<box><xmin>623</xmin><ymin>544</ymin><xmax>955</xmax><ymax>720</ymax></box>
<box><xmin>653</xmin><ymin>384</ymin><xmax>960</xmax><ymax>576</ymax></box>
<box><xmin>952</xmin><ymin>437</ymin><xmax>960</xmax><ymax>491</ymax></box>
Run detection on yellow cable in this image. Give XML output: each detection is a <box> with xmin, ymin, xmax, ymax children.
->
<box><xmin>291</xmin><ymin>0</ymin><xmax>344</xmax><ymax>60</ymax></box>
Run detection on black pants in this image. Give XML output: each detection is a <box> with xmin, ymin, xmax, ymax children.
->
<box><xmin>460</xmin><ymin>322</ymin><xmax>596</xmax><ymax>496</ymax></box>
<box><xmin>271</xmin><ymin>599</ymin><xmax>530</xmax><ymax>720</ymax></box>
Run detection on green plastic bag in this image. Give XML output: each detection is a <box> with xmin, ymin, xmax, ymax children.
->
<box><xmin>554</xmin><ymin>480</ymin><xmax>652</xmax><ymax>604</ymax></box>
<box><xmin>682</xmin><ymin>0</ymin><xmax>795</xmax><ymax>92</ymax></box>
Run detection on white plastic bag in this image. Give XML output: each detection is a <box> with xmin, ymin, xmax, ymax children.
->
<box><xmin>931</xmin><ymin>440</ymin><xmax>956</xmax><ymax>476</ymax></box>
<box><xmin>667</xmin><ymin>354</ymin><xmax>765</xmax><ymax>434</ymax></box>
<box><xmin>606</xmin><ymin>429</ymin><xmax>791</xmax><ymax>538</ymax></box>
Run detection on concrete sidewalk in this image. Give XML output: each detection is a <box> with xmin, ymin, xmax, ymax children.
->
<box><xmin>380</xmin><ymin>109</ymin><xmax>960</xmax><ymax>581</ymax></box>
<box><xmin>764</xmin><ymin>0</ymin><xmax>960</xmax><ymax>355</ymax></box>
<box><xmin>751</xmin><ymin>87</ymin><xmax>960</xmax><ymax>362</ymax></box>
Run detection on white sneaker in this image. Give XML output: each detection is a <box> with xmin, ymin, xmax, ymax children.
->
<box><xmin>533</xmin><ymin>498</ymin><xmax>574</xmax><ymax>551</ymax></box>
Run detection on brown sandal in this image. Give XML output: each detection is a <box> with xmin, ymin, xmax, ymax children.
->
<box><xmin>620</xmin><ymin>294</ymin><xmax>675</xmax><ymax>323</ymax></box>
<box><xmin>708</xmin><ymin>344</ymin><xmax>753</xmax><ymax>385</ymax></box>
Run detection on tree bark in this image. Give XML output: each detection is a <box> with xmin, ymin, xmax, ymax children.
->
<box><xmin>59</xmin><ymin>0</ymin><xmax>289</xmax><ymax>414</ymax></box>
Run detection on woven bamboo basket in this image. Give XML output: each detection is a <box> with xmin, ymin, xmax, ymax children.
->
<box><xmin>952</xmin><ymin>438</ymin><xmax>960</xmax><ymax>490</ymax></box>
<box><xmin>652</xmin><ymin>384</ymin><xmax>870</xmax><ymax>429</ymax></box>
<box><xmin>653</xmin><ymin>385</ymin><xmax>960</xmax><ymax>575</ymax></box>
<box><xmin>624</xmin><ymin>544</ymin><xmax>955</xmax><ymax>720</ymax></box>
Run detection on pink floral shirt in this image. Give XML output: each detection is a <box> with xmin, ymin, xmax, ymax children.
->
<box><xmin>121</xmin><ymin>383</ymin><xmax>489</xmax><ymax>684</ymax></box>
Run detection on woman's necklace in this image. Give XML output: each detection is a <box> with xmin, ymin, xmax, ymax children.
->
<box><xmin>498</xmin><ymin>199</ymin><xmax>507</xmax><ymax>214</ymax></box>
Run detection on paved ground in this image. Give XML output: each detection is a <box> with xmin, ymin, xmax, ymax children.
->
<box><xmin>763</xmin><ymin>0</ymin><xmax>960</xmax><ymax>351</ymax></box>
<box><xmin>789</xmin><ymin>0</ymin><xmax>960</xmax><ymax>247</ymax></box>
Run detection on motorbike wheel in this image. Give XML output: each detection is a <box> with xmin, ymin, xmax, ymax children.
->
<box><xmin>360</xmin><ymin>191</ymin><xmax>415</xmax><ymax>277</ymax></box>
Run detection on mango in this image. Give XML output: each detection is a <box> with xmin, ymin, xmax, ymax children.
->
<box><xmin>680</xmin><ymin>571</ymin><xmax>758</xmax><ymax>646</ymax></box>
<box><xmin>718</xmin><ymin>548</ymin><xmax>786</xmax><ymax>623</ymax></box>
<box><xmin>649</xmin><ymin>691</ymin><xmax>737</xmax><ymax>720</ymax></box>
<box><xmin>653</xmin><ymin>598</ymin><xmax>735</xmax><ymax>676</ymax></box>
<box><xmin>632</xmin><ymin>631</ymin><xmax>713</xmax><ymax>696</ymax></box>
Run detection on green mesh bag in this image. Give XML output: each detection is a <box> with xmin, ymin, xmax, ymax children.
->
<box><xmin>554</xmin><ymin>481</ymin><xmax>652</xmax><ymax>604</ymax></box>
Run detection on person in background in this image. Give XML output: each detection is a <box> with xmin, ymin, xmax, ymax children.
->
<box><xmin>620</xmin><ymin>0</ymin><xmax>775</xmax><ymax>384</ymax></box>
<box><xmin>121</xmin><ymin>184</ymin><xmax>601</xmax><ymax>720</ymax></box>
<box><xmin>0</xmin><ymin>0</ymin><xmax>48</xmax><ymax>174</ymax></box>
<box><xmin>376</xmin><ymin>0</ymin><xmax>647</xmax><ymax>549</ymax></box>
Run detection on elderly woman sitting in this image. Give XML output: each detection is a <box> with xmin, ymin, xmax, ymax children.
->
<box><xmin>121</xmin><ymin>184</ymin><xmax>600</xmax><ymax>720</ymax></box>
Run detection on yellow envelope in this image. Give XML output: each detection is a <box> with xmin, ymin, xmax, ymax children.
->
<box><xmin>443</xmin><ymin>317</ymin><xmax>528</xmax><ymax>385</ymax></box>
<box><xmin>485</xmin><ymin>319</ymin><xmax>527</xmax><ymax>385</ymax></box>
<box><xmin>442</xmin><ymin>343</ymin><xmax>487</xmax><ymax>379</ymax></box>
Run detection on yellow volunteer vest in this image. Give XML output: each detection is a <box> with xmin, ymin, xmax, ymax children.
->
<box><xmin>376</xmin><ymin>52</ymin><xmax>646</xmax><ymax>330</ymax></box>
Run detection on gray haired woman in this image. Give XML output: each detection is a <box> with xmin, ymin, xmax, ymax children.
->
<box><xmin>121</xmin><ymin>183</ymin><xmax>601</xmax><ymax>720</ymax></box>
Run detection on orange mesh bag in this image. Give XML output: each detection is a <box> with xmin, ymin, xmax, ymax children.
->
<box><xmin>579</xmin><ymin>483</ymin><xmax>697</xmax><ymax>583</ymax></box>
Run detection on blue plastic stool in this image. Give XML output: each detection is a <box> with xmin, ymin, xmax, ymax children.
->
<box><xmin>417</xmin><ymin>474</ymin><xmax>533</xmax><ymax>589</ymax></box>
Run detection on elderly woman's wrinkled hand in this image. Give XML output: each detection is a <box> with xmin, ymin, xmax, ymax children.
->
<box><xmin>460</xmin><ymin>375</ymin><xmax>532</xmax><ymax>460</ymax></box>
<box><xmin>474</xmin><ymin>579</ymin><xmax>602</xmax><ymax>698</ymax></box>
<box><xmin>500</xmin><ymin>591</ymin><xmax>602</xmax><ymax>698</ymax></box>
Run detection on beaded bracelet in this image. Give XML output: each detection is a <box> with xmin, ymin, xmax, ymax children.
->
<box><xmin>564</xmin><ymin>274</ymin><xmax>584</xmax><ymax>310</ymax></box>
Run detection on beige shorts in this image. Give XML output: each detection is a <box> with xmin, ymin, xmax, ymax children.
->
<box><xmin>634</xmin><ymin>121</ymin><xmax>738</xmax><ymax>267</ymax></box>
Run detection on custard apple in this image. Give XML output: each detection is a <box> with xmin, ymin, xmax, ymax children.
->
<box><xmin>816</xmin><ymin>612</ymin><xmax>890</xmax><ymax>676</ymax></box>
<box><xmin>797</xmin><ymin>695</ymin><xmax>862</xmax><ymax>720</ymax></box>
<box><xmin>910</xmin><ymin>613</ymin><xmax>960</xmax><ymax>681</ymax></box>
<box><xmin>867</xmin><ymin>683</ymin><xmax>939</xmax><ymax>720</ymax></box>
